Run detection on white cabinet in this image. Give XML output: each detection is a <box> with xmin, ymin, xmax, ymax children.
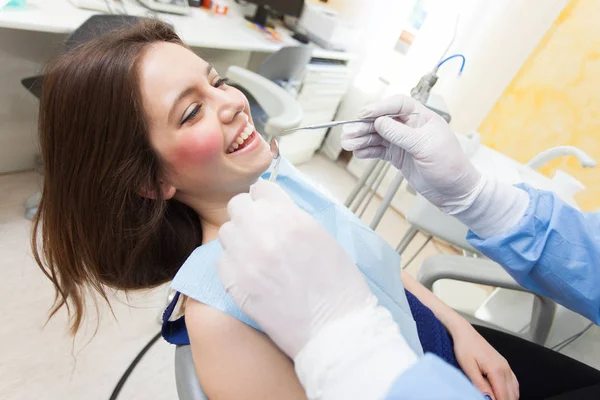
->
<box><xmin>279</xmin><ymin>62</ymin><xmax>350</xmax><ymax>165</ymax></box>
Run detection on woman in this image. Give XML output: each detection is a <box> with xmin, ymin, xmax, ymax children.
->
<box><xmin>33</xmin><ymin>18</ymin><xmax>516</xmax><ymax>399</ymax></box>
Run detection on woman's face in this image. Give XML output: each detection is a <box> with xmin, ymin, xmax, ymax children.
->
<box><xmin>139</xmin><ymin>42</ymin><xmax>272</xmax><ymax>205</ymax></box>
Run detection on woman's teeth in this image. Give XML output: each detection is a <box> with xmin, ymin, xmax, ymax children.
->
<box><xmin>227</xmin><ymin>124</ymin><xmax>255</xmax><ymax>154</ymax></box>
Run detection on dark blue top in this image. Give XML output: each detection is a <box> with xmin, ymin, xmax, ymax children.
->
<box><xmin>162</xmin><ymin>289</ymin><xmax>459</xmax><ymax>369</ymax></box>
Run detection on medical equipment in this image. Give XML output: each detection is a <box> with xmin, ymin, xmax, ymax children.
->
<box><xmin>268</xmin><ymin>138</ymin><xmax>281</xmax><ymax>182</ymax></box>
<box><xmin>410</xmin><ymin>15</ymin><xmax>466</xmax><ymax>108</ymax></box>
<box><xmin>242</xmin><ymin>0</ymin><xmax>304</xmax><ymax>28</ymax></box>
<box><xmin>282</xmin><ymin>113</ymin><xmax>417</xmax><ymax>133</ymax></box>
<box><xmin>137</xmin><ymin>0</ymin><xmax>190</xmax><ymax>15</ymax></box>
<box><xmin>299</xmin><ymin>2</ymin><xmax>360</xmax><ymax>51</ymax></box>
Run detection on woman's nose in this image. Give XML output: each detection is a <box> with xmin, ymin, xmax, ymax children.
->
<box><xmin>217</xmin><ymin>91</ymin><xmax>246</xmax><ymax>124</ymax></box>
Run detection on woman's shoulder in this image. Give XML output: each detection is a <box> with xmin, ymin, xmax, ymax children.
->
<box><xmin>171</xmin><ymin>242</ymin><xmax>262</xmax><ymax>331</ymax></box>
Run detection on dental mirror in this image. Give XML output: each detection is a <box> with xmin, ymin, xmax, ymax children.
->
<box><xmin>268</xmin><ymin>138</ymin><xmax>281</xmax><ymax>182</ymax></box>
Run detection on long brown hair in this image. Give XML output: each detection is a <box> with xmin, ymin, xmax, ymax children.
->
<box><xmin>32</xmin><ymin>19</ymin><xmax>203</xmax><ymax>334</ymax></box>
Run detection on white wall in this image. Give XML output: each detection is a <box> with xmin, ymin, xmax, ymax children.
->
<box><xmin>321</xmin><ymin>0</ymin><xmax>415</xmax><ymax>160</ymax></box>
<box><xmin>405</xmin><ymin>0</ymin><xmax>568</xmax><ymax>133</ymax></box>
<box><xmin>0</xmin><ymin>28</ymin><xmax>66</xmax><ymax>173</ymax></box>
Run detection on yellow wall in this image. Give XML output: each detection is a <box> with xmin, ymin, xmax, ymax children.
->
<box><xmin>479</xmin><ymin>0</ymin><xmax>600</xmax><ymax>211</ymax></box>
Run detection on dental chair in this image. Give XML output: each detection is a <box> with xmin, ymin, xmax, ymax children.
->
<box><xmin>226</xmin><ymin>65</ymin><xmax>303</xmax><ymax>141</ymax></box>
<box><xmin>256</xmin><ymin>46</ymin><xmax>313</xmax><ymax>97</ymax></box>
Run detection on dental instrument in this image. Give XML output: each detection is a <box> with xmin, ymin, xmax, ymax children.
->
<box><xmin>269</xmin><ymin>138</ymin><xmax>281</xmax><ymax>182</ymax></box>
<box><xmin>282</xmin><ymin>113</ymin><xmax>418</xmax><ymax>133</ymax></box>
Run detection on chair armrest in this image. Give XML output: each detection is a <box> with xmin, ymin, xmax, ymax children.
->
<box><xmin>417</xmin><ymin>254</ymin><xmax>556</xmax><ymax>345</ymax></box>
<box><xmin>417</xmin><ymin>254</ymin><xmax>521</xmax><ymax>292</ymax></box>
<box><xmin>407</xmin><ymin>196</ymin><xmax>479</xmax><ymax>254</ymax></box>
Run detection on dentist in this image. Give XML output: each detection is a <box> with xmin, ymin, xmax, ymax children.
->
<box><xmin>340</xmin><ymin>94</ymin><xmax>600</xmax><ymax>325</ymax></box>
<box><xmin>217</xmin><ymin>94</ymin><xmax>600</xmax><ymax>399</ymax></box>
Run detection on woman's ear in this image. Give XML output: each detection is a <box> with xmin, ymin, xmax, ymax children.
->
<box><xmin>139</xmin><ymin>180</ymin><xmax>176</xmax><ymax>200</ymax></box>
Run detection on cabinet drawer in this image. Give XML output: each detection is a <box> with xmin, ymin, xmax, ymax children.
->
<box><xmin>305</xmin><ymin>66</ymin><xmax>349</xmax><ymax>81</ymax></box>
<box><xmin>280</xmin><ymin>128</ymin><xmax>328</xmax><ymax>155</ymax></box>
<box><xmin>303</xmin><ymin>73</ymin><xmax>350</xmax><ymax>86</ymax></box>
<box><xmin>299</xmin><ymin>83</ymin><xmax>347</xmax><ymax>99</ymax></box>
<box><xmin>300</xmin><ymin>109</ymin><xmax>338</xmax><ymax>126</ymax></box>
<box><xmin>298</xmin><ymin>96</ymin><xmax>341</xmax><ymax>113</ymax></box>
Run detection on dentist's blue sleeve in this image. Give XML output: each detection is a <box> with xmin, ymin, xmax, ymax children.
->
<box><xmin>468</xmin><ymin>184</ymin><xmax>600</xmax><ymax>324</ymax></box>
<box><xmin>384</xmin><ymin>354</ymin><xmax>485</xmax><ymax>399</ymax></box>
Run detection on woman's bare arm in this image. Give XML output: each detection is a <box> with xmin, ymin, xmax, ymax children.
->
<box><xmin>401</xmin><ymin>270</ymin><xmax>519</xmax><ymax>399</ymax></box>
<box><xmin>401</xmin><ymin>270</ymin><xmax>464</xmax><ymax>331</ymax></box>
<box><xmin>185</xmin><ymin>298</ymin><xmax>307</xmax><ymax>399</ymax></box>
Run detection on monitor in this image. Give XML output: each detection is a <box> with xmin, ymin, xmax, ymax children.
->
<box><xmin>244</xmin><ymin>0</ymin><xmax>304</xmax><ymax>27</ymax></box>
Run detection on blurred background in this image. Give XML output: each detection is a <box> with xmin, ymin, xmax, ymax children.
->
<box><xmin>1</xmin><ymin>0</ymin><xmax>600</xmax><ymax>399</ymax></box>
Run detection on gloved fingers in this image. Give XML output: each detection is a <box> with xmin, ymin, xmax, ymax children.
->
<box><xmin>250</xmin><ymin>180</ymin><xmax>294</xmax><ymax>205</ymax></box>
<box><xmin>218</xmin><ymin>221</ymin><xmax>238</xmax><ymax>251</ymax></box>
<box><xmin>353</xmin><ymin>146</ymin><xmax>388</xmax><ymax>160</ymax></box>
<box><xmin>374</xmin><ymin>116</ymin><xmax>422</xmax><ymax>151</ymax></box>
<box><xmin>358</xmin><ymin>94</ymin><xmax>421</xmax><ymax>118</ymax></box>
<box><xmin>226</xmin><ymin>193</ymin><xmax>256</xmax><ymax>225</ymax></box>
<box><xmin>341</xmin><ymin>121</ymin><xmax>374</xmax><ymax>139</ymax></box>
<box><xmin>341</xmin><ymin>132</ymin><xmax>387</xmax><ymax>151</ymax></box>
<box><xmin>217</xmin><ymin>252</ymin><xmax>249</xmax><ymax>307</ymax></box>
<box><xmin>216</xmin><ymin>248</ymin><xmax>234</xmax><ymax>285</ymax></box>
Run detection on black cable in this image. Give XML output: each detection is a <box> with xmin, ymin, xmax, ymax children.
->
<box><xmin>109</xmin><ymin>331</ymin><xmax>162</xmax><ymax>400</ymax></box>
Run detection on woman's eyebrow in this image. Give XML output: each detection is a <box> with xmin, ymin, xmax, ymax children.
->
<box><xmin>169</xmin><ymin>64</ymin><xmax>216</xmax><ymax>123</ymax></box>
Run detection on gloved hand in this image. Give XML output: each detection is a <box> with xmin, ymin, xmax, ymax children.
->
<box><xmin>341</xmin><ymin>94</ymin><xmax>483</xmax><ymax>215</ymax></box>
<box><xmin>218</xmin><ymin>180</ymin><xmax>419</xmax><ymax>399</ymax></box>
<box><xmin>341</xmin><ymin>95</ymin><xmax>530</xmax><ymax>238</ymax></box>
<box><xmin>217</xmin><ymin>179</ymin><xmax>378</xmax><ymax>358</ymax></box>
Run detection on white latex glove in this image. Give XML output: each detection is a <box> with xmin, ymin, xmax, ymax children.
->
<box><xmin>342</xmin><ymin>94</ymin><xmax>482</xmax><ymax>215</ymax></box>
<box><xmin>341</xmin><ymin>95</ymin><xmax>529</xmax><ymax>238</ymax></box>
<box><xmin>218</xmin><ymin>180</ymin><xmax>418</xmax><ymax>399</ymax></box>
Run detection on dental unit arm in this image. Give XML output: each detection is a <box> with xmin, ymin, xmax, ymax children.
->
<box><xmin>410</xmin><ymin>15</ymin><xmax>464</xmax><ymax>118</ymax></box>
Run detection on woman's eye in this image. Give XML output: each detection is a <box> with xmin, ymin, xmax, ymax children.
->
<box><xmin>213</xmin><ymin>77</ymin><xmax>229</xmax><ymax>88</ymax></box>
<box><xmin>181</xmin><ymin>104</ymin><xmax>201</xmax><ymax>125</ymax></box>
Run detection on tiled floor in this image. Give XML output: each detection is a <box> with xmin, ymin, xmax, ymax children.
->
<box><xmin>1</xmin><ymin>154</ymin><xmax>599</xmax><ymax>399</ymax></box>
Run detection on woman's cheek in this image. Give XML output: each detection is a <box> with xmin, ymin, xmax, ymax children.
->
<box><xmin>171</xmin><ymin>129</ymin><xmax>223</xmax><ymax>167</ymax></box>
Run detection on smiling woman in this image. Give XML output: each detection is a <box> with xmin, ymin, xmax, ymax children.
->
<box><xmin>33</xmin><ymin>17</ymin><xmax>522</xmax><ymax>400</ymax></box>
